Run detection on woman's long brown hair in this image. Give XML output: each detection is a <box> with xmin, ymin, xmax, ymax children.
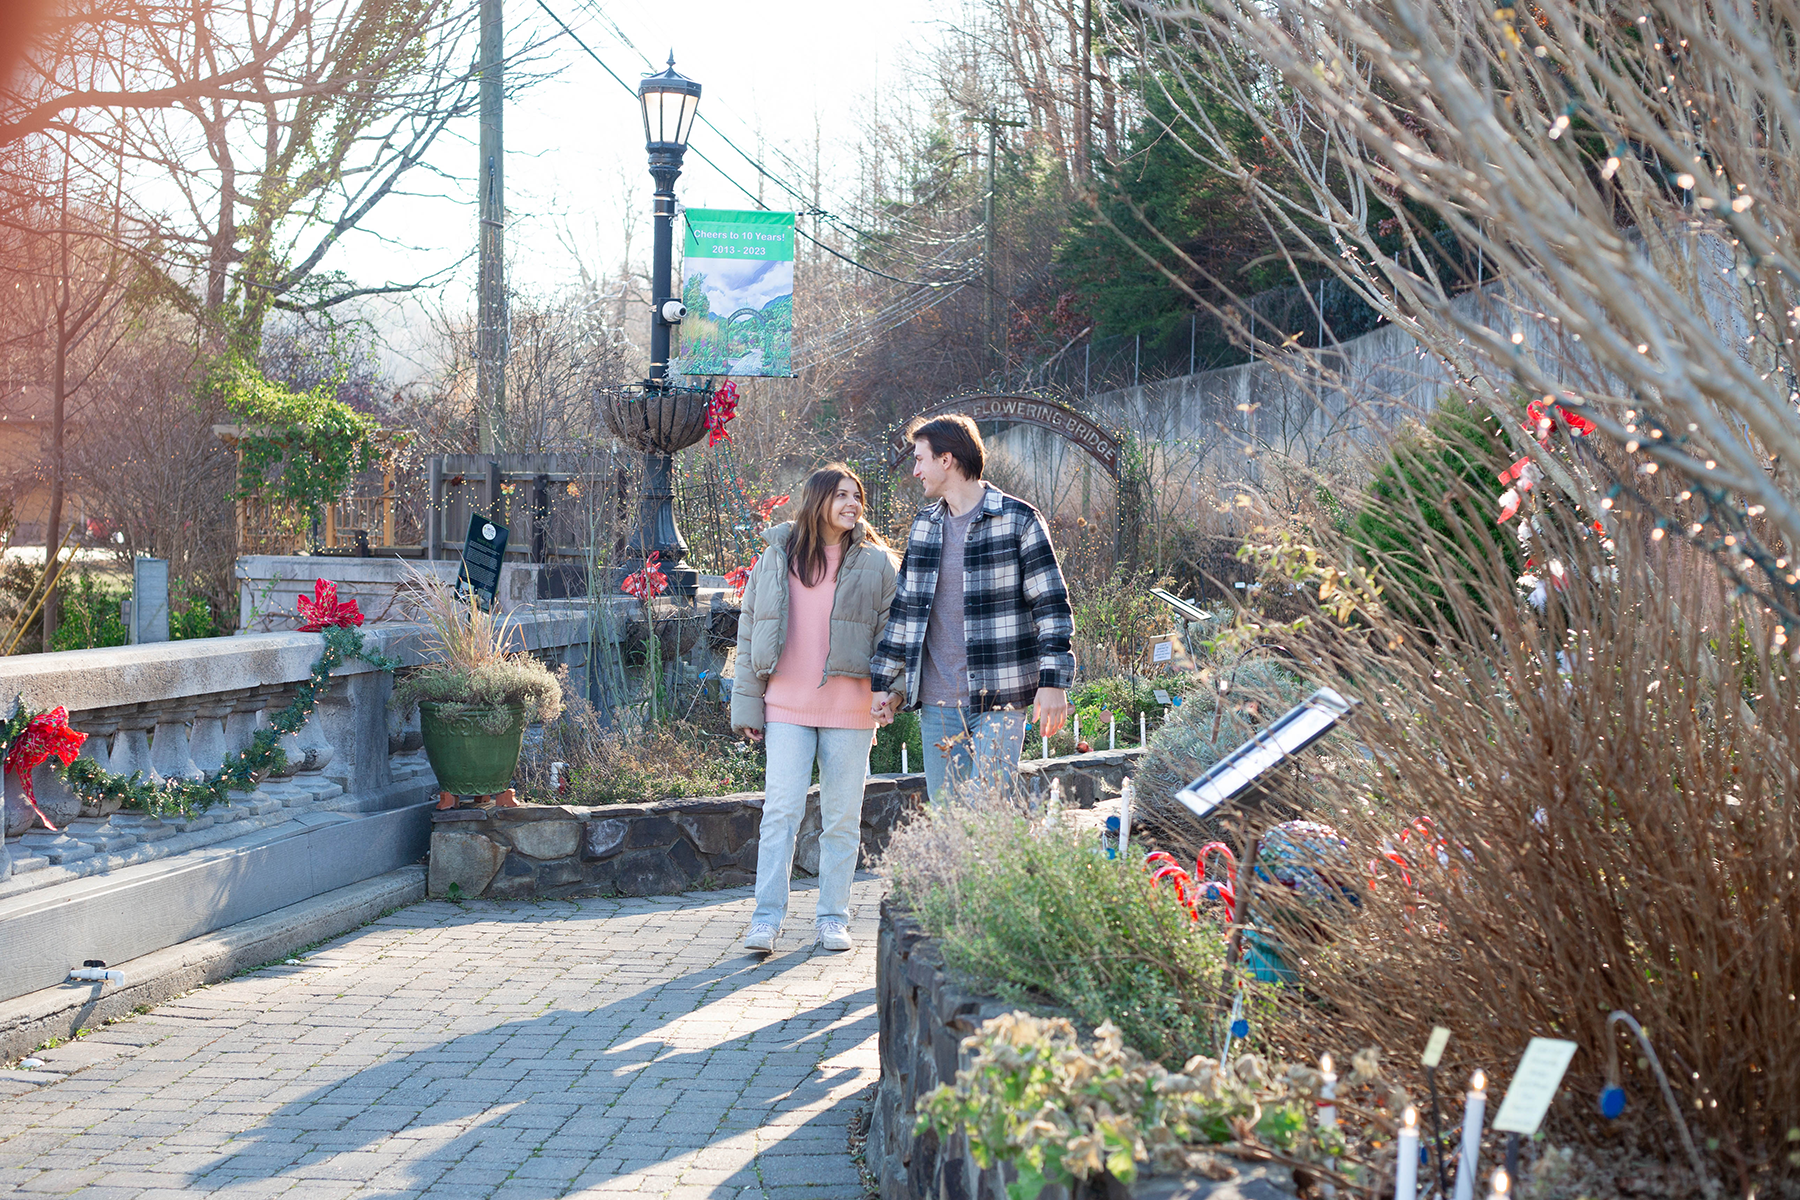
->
<box><xmin>788</xmin><ymin>464</ymin><xmax>875</xmax><ymax>588</ymax></box>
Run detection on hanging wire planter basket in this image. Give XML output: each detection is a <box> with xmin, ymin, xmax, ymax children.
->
<box><xmin>600</xmin><ymin>380</ymin><xmax>714</xmax><ymax>456</ymax></box>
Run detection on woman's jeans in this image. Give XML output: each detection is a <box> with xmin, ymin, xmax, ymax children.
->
<box><xmin>752</xmin><ymin>723</ymin><xmax>872</xmax><ymax>929</ymax></box>
<box><xmin>919</xmin><ymin>705</ymin><xmax>1029</xmax><ymax>803</ymax></box>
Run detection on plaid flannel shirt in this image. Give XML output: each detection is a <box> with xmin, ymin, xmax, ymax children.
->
<box><xmin>869</xmin><ymin>483</ymin><xmax>1076</xmax><ymax>713</ymax></box>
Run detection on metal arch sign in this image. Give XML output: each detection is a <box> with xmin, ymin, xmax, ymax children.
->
<box><xmin>887</xmin><ymin>394</ymin><xmax>1124</xmax><ymax>480</ymax></box>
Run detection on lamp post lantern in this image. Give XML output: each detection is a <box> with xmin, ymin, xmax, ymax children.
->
<box><xmin>604</xmin><ymin>55</ymin><xmax>707</xmax><ymax>596</ymax></box>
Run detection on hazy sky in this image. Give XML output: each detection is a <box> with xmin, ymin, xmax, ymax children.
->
<box><xmin>332</xmin><ymin>0</ymin><xmax>947</xmax><ymax>376</ymax></box>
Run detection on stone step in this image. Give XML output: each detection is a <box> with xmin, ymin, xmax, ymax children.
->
<box><xmin>0</xmin><ymin>777</ymin><xmax>357</xmax><ymax>905</ymax></box>
<box><xmin>0</xmin><ymin>775</ymin><xmax>436</xmax><ymax>1004</ymax></box>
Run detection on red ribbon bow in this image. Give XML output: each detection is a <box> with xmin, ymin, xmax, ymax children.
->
<box><xmin>706</xmin><ymin>381</ymin><xmax>740</xmax><ymax>446</ymax></box>
<box><xmin>297</xmin><ymin>579</ymin><xmax>366</xmax><ymax>632</ymax></box>
<box><xmin>622</xmin><ymin>553</ymin><xmax>669</xmax><ymax>601</ymax></box>
<box><xmin>5</xmin><ymin>707</ymin><xmax>88</xmax><ymax>831</ymax></box>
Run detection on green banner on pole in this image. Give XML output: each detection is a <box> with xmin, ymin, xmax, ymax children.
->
<box><xmin>674</xmin><ymin>208</ymin><xmax>795</xmax><ymax>378</ymax></box>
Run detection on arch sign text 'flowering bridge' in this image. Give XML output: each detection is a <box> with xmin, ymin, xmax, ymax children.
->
<box><xmin>884</xmin><ymin>393</ymin><xmax>1125</xmax><ymax>481</ymax></box>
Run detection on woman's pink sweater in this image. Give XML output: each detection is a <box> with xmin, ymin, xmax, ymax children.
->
<box><xmin>764</xmin><ymin>542</ymin><xmax>876</xmax><ymax>729</ymax></box>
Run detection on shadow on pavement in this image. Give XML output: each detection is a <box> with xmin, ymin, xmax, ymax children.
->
<box><xmin>180</xmin><ymin>944</ymin><xmax>877</xmax><ymax>1199</ymax></box>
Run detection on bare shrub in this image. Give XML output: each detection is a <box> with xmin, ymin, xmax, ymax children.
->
<box><xmin>1234</xmin><ymin>480</ymin><xmax>1800</xmax><ymax>1188</ymax></box>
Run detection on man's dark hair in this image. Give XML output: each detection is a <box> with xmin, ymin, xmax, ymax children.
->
<box><xmin>906</xmin><ymin>413</ymin><xmax>985</xmax><ymax>480</ymax></box>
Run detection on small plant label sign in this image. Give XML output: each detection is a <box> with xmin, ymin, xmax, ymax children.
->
<box><xmin>1492</xmin><ymin>1038</ymin><xmax>1579</xmax><ymax>1135</ymax></box>
<box><xmin>1152</xmin><ymin>639</ymin><xmax>1174</xmax><ymax>663</ymax></box>
<box><xmin>1153</xmin><ymin>689</ymin><xmax>1172</xmax><ymax>706</ymax></box>
<box><xmin>1422</xmin><ymin>1026</ymin><xmax>1451</xmax><ymax>1068</ymax></box>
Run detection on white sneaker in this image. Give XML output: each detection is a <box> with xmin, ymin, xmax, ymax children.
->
<box><xmin>744</xmin><ymin>923</ymin><xmax>778</xmax><ymax>953</ymax></box>
<box><xmin>815</xmin><ymin>919</ymin><xmax>853</xmax><ymax>951</ymax></box>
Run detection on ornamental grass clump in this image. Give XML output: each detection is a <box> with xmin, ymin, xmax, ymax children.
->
<box><xmin>881</xmin><ymin>795</ymin><xmax>1227</xmax><ymax>1066</ymax></box>
<box><xmin>391</xmin><ymin>568</ymin><xmax>560</xmax><ymax>731</ymax></box>
<box><xmin>1232</xmin><ymin>473</ymin><xmax>1800</xmax><ymax>1191</ymax></box>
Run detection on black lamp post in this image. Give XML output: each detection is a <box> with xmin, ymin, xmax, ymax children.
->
<box><xmin>604</xmin><ymin>55</ymin><xmax>706</xmax><ymax>596</ymax></box>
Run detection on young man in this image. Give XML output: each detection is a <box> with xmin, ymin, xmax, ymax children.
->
<box><xmin>869</xmin><ymin>414</ymin><xmax>1075</xmax><ymax>800</ymax></box>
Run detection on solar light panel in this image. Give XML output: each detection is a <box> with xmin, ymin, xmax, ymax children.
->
<box><xmin>1175</xmin><ymin>687</ymin><xmax>1355</xmax><ymax>819</ymax></box>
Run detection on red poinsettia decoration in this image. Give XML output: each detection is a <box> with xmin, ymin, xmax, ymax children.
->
<box><xmin>5</xmin><ymin>707</ymin><xmax>88</xmax><ymax>831</ymax></box>
<box><xmin>622</xmin><ymin>553</ymin><xmax>670</xmax><ymax>601</ymax></box>
<box><xmin>725</xmin><ymin>564</ymin><xmax>752</xmax><ymax>597</ymax></box>
<box><xmin>753</xmin><ymin>494</ymin><xmax>790</xmax><ymax>523</ymax></box>
<box><xmin>297</xmin><ymin>579</ymin><xmax>366</xmax><ymax>632</ymax></box>
<box><xmin>705</xmin><ymin>381</ymin><xmax>740</xmax><ymax>447</ymax></box>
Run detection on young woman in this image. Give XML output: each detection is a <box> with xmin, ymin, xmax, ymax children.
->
<box><xmin>731</xmin><ymin>464</ymin><xmax>897</xmax><ymax>953</ymax></box>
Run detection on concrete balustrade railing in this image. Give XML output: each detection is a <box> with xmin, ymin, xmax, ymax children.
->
<box><xmin>0</xmin><ymin>606</ymin><xmax>594</xmax><ymax>845</ymax></box>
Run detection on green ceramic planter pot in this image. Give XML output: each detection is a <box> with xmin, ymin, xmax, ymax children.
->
<box><xmin>419</xmin><ymin>701</ymin><xmax>528</xmax><ymax>795</ymax></box>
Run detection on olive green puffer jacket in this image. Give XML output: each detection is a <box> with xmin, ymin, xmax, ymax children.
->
<box><xmin>730</xmin><ymin>521</ymin><xmax>899</xmax><ymax>730</ymax></box>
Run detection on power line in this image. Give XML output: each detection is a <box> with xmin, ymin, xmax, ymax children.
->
<box><xmin>533</xmin><ymin>0</ymin><xmax>976</xmax><ymax>289</ymax></box>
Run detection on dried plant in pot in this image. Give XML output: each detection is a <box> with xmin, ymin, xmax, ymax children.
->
<box><xmin>391</xmin><ymin>569</ymin><xmax>562</xmax><ymax>807</ymax></box>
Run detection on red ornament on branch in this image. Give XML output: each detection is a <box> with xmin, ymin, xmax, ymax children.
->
<box><xmin>297</xmin><ymin>579</ymin><xmax>366</xmax><ymax>632</ymax></box>
<box><xmin>705</xmin><ymin>381</ymin><xmax>740</xmax><ymax>446</ymax></box>
<box><xmin>5</xmin><ymin>707</ymin><xmax>88</xmax><ymax>831</ymax></box>
<box><xmin>622</xmin><ymin>552</ymin><xmax>670</xmax><ymax>601</ymax></box>
<box><xmin>753</xmin><ymin>494</ymin><xmax>790</xmax><ymax>524</ymax></box>
<box><xmin>725</xmin><ymin>564</ymin><xmax>752</xmax><ymax>597</ymax></box>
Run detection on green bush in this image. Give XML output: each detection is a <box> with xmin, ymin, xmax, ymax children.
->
<box><xmin>870</xmin><ymin>708</ymin><xmax>924</xmax><ymax>774</ymax></box>
<box><xmin>1352</xmin><ymin>394</ymin><xmax>1519</xmax><ymax>623</ymax></box>
<box><xmin>52</xmin><ymin>575</ymin><xmax>129</xmax><ymax>651</ymax></box>
<box><xmin>886</xmin><ymin>807</ymin><xmax>1227</xmax><ymax>1065</ymax></box>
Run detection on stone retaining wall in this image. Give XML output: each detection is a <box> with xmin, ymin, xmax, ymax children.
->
<box><xmin>871</xmin><ymin>899</ymin><xmax>1299</xmax><ymax>1200</ymax></box>
<box><xmin>426</xmin><ymin>748</ymin><xmax>1146</xmax><ymax>902</ymax></box>
<box><xmin>427</xmin><ymin>774</ymin><xmax>925</xmax><ymax>900</ymax></box>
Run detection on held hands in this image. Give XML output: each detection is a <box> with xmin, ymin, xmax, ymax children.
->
<box><xmin>1032</xmin><ymin>687</ymin><xmax>1070</xmax><ymax>739</ymax></box>
<box><xmin>870</xmin><ymin>691</ymin><xmax>900</xmax><ymax>726</ymax></box>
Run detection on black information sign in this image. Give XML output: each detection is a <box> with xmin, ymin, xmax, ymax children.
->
<box><xmin>458</xmin><ymin>514</ymin><xmax>508</xmax><ymax>606</ymax></box>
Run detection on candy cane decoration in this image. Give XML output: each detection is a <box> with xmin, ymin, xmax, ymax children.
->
<box><xmin>1196</xmin><ymin>842</ymin><xmax>1238</xmax><ymax>920</ymax></box>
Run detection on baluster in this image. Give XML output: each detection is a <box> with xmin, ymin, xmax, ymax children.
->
<box><xmin>223</xmin><ymin>691</ymin><xmax>264</xmax><ymax>769</ymax></box>
<box><xmin>263</xmin><ymin>685</ymin><xmax>301</xmax><ymax>780</ymax></box>
<box><xmin>109</xmin><ymin>707</ymin><xmax>163</xmax><ymax>788</ymax></box>
<box><xmin>188</xmin><ymin>698</ymin><xmax>232</xmax><ymax>774</ymax></box>
<box><xmin>148</xmin><ymin>703</ymin><xmax>204</xmax><ymax>782</ymax></box>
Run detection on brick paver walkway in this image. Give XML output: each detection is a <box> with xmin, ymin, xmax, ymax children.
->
<box><xmin>0</xmin><ymin>878</ymin><xmax>884</xmax><ymax>1199</ymax></box>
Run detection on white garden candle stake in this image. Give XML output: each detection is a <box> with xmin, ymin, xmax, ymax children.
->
<box><xmin>1042</xmin><ymin>733</ymin><xmax>1049</xmax><ymax>760</ymax></box>
<box><xmin>1486</xmin><ymin>1167</ymin><xmax>1510</xmax><ymax>1200</ymax></box>
<box><xmin>1109</xmin><ymin>714</ymin><xmax>1116</xmax><ymax>749</ymax></box>
<box><xmin>1074</xmin><ymin>712</ymin><xmax>1081</xmax><ymax>746</ymax></box>
<box><xmin>1319</xmin><ymin>1054</ymin><xmax>1338</xmax><ymax>1200</ymax></box>
<box><xmin>1117</xmin><ymin>779</ymin><xmax>1133</xmax><ymax>857</ymax></box>
<box><xmin>901</xmin><ymin>743</ymin><xmax>908</xmax><ymax>775</ymax></box>
<box><xmin>1396</xmin><ymin>1106</ymin><xmax>1419</xmax><ymax>1200</ymax></box>
<box><xmin>1139</xmin><ymin>711</ymin><xmax>1147</xmax><ymax>745</ymax></box>
<box><xmin>1453</xmin><ymin>1070</ymin><xmax>1487</xmax><ymax>1200</ymax></box>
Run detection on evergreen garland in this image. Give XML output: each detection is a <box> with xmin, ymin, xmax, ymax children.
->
<box><xmin>8</xmin><ymin>625</ymin><xmax>401</xmax><ymax>821</ymax></box>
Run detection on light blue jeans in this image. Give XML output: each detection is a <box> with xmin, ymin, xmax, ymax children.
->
<box><xmin>752</xmin><ymin>723</ymin><xmax>872</xmax><ymax>929</ymax></box>
<box><xmin>919</xmin><ymin>704</ymin><xmax>1029</xmax><ymax>804</ymax></box>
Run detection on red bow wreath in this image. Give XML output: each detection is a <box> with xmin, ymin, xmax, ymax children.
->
<box><xmin>706</xmin><ymin>381</ymin><xmax>740</xmax><ymax>447</ymax></box>
<box><xmin>297</xmin><ymin>579</ymin><xmax>366</xmax><ymax>632</ymax></box>
<box><xmin>753</xmin><ymin>494</ymin><xmax>790</xmax><ymax>524</ymax></box>
<box><xmin>725</xmin><ymin>564</ymin><xmax>752</xmax><ymax>597</ymax></box>
<box><xmin>622</xmin><ymin>553</ymin><xmax>670</xmax><ymax>601</ymax></box>
<box><xmin>5</xmin><ymin>707</ymin><xmax>88</xmax><ymax>831</ymax></box>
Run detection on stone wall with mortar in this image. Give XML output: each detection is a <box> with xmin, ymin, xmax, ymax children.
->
<box><xmin>870</xmin><ymin>900</ymin><xmax>1300</xmax><ymax>1200</ymax></box>
<box><xmin>427</xmin><ymin>774</ymin><xmax>926</xmax><ymax>900</ymax></box>
<box><xmin>426</xmin><ymin>747</ymin><xmax>1146</xmax><ymax>902</ymax></box>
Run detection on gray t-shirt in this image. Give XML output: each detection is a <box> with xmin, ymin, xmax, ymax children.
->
<box><xmin>920</xmin><ymin>506</ymin><xmax>978</xmax><ymax>707</ymax></box>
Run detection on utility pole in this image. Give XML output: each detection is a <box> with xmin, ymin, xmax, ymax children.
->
<box><xmin>966</xmin><ymin>108</ymin><xmax>1025</xmax><ymax>380</ymax></box>
<box><xmin>476</xmin><ymin>0</ymin><xmax>505</xmax><ymax>456</ymax></box>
